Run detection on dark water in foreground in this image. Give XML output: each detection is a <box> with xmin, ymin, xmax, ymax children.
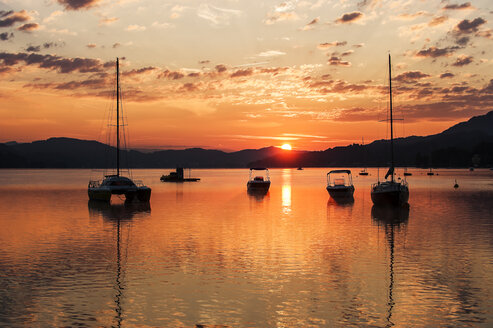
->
<box><xmin>0</xmin><ymin>168</ymin><xmax>492</xmax><ymax>327</ymax></box>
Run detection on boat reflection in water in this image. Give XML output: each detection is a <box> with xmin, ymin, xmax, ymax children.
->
<box><xmin>371</xmin><ymin>204</ymin><xmax>409</xmax><ymax>327</ymax></box>
<box><xmin>88</xmin><ymin>201</ymin><xmax>150</xmax><ymax>327</ymax></box>
<box><xmin>327</xmin><ymin>196</ymin><xmax>355</xmax><ymax>206</ymax></box>
<box><xmin>247</xmin><ymin>188</ymin><xmax>269</xmax><ymax>200</ymax></box>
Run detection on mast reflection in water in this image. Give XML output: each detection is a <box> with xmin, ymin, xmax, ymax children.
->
<box><xmin>88</xmin><ymin>201</ymin><xmax>151</xmax><ymax>328</ymax></box>
<box><xmin>371</xmin><ymin>205</ymin><xmax>409</xmax><ymax>327</ymax></box>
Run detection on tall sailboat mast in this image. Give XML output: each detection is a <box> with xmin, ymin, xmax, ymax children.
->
<box><xmin>116</xmin><ymin>57</ymin><xmax>120</xmax><ymax>177</ymax></box>
<box><xmin>388</xmin><ymin>54</ymin><xmax>394</xmax><ymax>183</ymax></box>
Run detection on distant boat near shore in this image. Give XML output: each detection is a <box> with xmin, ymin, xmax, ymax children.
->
<box><xmin>161</xmin><ymin>167</ymin><xmax>200</xmax><ymax>182</ymax></box>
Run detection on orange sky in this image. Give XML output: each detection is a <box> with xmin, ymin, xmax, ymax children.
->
<box><xmin>0</xmin><ymin>0</ymin><xmax>492</xmax><ymax>151</ymax></box>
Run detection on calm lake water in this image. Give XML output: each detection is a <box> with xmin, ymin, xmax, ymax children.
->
<box><xmin>1</xmin><ymin>168</ymin><xmax>493</xmax><ymax>327</ymax></box>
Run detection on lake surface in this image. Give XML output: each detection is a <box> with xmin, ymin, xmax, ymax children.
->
<box><xmin>1</xmin><ymin>168</ymin><xmax>493</xmax><ymax>327</ymax></box>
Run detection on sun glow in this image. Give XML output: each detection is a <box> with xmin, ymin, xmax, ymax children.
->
<box><xmin>281</xmin><ymin>144</ymin><xmax>292</xmax><ymax>150</ymax></box>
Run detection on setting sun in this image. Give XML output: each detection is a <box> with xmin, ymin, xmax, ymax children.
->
<box><xmin>281</xmin><ymin>144</ymin><xmax>292</xmax><ymax>150</ymax></box>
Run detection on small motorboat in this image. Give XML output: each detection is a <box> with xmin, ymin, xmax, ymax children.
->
<box><xmin>297</xmin><ymin>167</ymin><xmax>304</xmax><ymax>170</ymax></box>
<box><xmin>427</xmin><ymin>168</ymin><xmax>434</xmax><ymax>176</ymax></box>
<box><xmin>247</xmin><ymin>168</ymin><xmax>271</xmax><ymax>192</ymax></box>
<box><xmin>326</xmin><ymin>170</ymin><xmax>355</xmax><ymax>199</ymax></box>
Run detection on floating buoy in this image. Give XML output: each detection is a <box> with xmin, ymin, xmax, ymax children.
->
<box><xmin>454</xmin><ymin>179</ymin><xmax>459</xmax><ymax>189</ymax></box>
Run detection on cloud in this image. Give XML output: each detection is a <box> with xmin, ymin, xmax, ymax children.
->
<box><xmin>265</xmin><ymin>3</ymin><xmax>299</xmax><ymax>25</ymax></box>
<box><xmin>0</xmin><ymin>10</ymin><xmax>31</xmax><ymax>27</ymax></box>
<box><xmin>265</xmin><ymin>11</ymin><xmax>299</xmax><ymax>24</ymax></box>
<box><xmin>199</xmin><ymin>60</ymin><xmax>210</xmax><ymax>65</ymax></box>
<box><xmin>393</xmin><ymin>71</ymin><xmax>430</xmax><ymax>82</ymax></box>
<box><xmin>17</xmin><ymin>23</ymin><xmax>39</xmax><ymax>32</ymax></box>
<box><xmin>126</xmin><ymin>24</ymin><xmax>146</xmax><ymax>31</ymax></box>
<box><xmin>25</xmin><ymin>42</ymin><xmax>64</xmax><ymax>52</ymax></box>
<box><xmin>0</xmin><ymin>52</ymin><xmax>107</xmax><ymax>74</ymax></box>
<box><xmin>452</xmin><ymin>54</ymin><xmax>473</xmax><ymax>66</ymax></box>
<box><xmin>257</xmin><ymin>50</ymin><xmax>286</xmax><ymax>57</ymax></box>
<box><xmin>231</xmin><ymin>68</ymin><xmax>254</xmax><ymax>78</ymax></box>
<box><xmin>158</xmin><ymin>69</ymin><xmax>185</xmax><ymax>80</ymax></box>
<box><xmin>328</xmin><ymin>56</ymin><xmax>351</xmax><ymax>67</ymax></box>
<box><xmin>318</xmin><ymin>41</ymin><xmax>347</xmax><ymax>49</ymax></box>
<box><xmin>43</xmin><ymin>10</ymin><xmax>64</xmax><ymax>23</ymax></box>
<box><xmin>112</xmin><ymin>43</ymin><xmax>120</xmax><ymax>48</ymax></box>
<box><xmin>197</xmin><ymin>4</ymin><xmax>242</xmax><ymax>27</ymax></box>
<box><xmin>443</xmin><ymin>2</ymin><xmax>473</xmax><ymax>10</ymax></box>
<box><xmin>180</xmin><ymin>82</ymin><xmax>201</xmax><ymax>92</ymax></box>
<box><xmin>428</xmin><ymin>16</ymin><xmax>448</xmax><ymax>26</ymax></box>
<box><xmin>440</xmin><ymin>72</ymin><xmax>455</xmax><ymax>79</ymax></box>
<box><xmin>215</xmin><ymin>64</ymin><xmax>227</xmax><ymax>73</ymax></box>
<box><xmin>0</xmin><ymin>32</ymin><xmax>13</xmax><ymax>41</ymax></box>
<box><xmin>335</xmin><ymin>12</ymin><xmax>363</xmax><ymax>24</ymax></box>
<box><xmin>99</xmin><ymin>17</ymin><xmax>118</xmax><ymax>26</ymax></box>
<box><xmin>122</xmin><ymin>66</ymin><xmax>157</xmax><ymax>77</ymax></box>
<box><xmin>86</xmin><ymin>43</ymin><xmax>96</xmax><ymax>48</ymax></box>
<box><xmin>43</xmin><ymin>42</ymin><xmax>64</xmax><ymax>49</ymax></box>
<box><xmin>455</xmin><ymin>17</ymin><xmax>486</xmax><ymax>34</ymax></box>
<box><xmin>26</xmin><ymin>45</ymin><xmax>41</xmax><ymax>52</ymax></box>
<box><xmin>301</xmin><ymin>17</ymin><xmax>319</xmax><ymax>30</ymax></box>
<box><xmin>357</xmin><ymin>0</ymin><xmax>381</xmax><ymax>10</ymax></box>
<box><xmin>415</xmin><ymin>46</ymin><xmax>457</xmax><ymax>58</ymax></box>
<box><xmin>341</xmin><ymin>50</ymin><xmax>354</xmax><ymax>57</ymax></box>
<box><xmin>57</xmin><ymin>0</ymin><xmax>101</xmax><ymax>11</ymax></box>
<box><xmin>397</xmin><ymin>11</ymin><xmax>429</xmax><ymax>21</ymax></box>
<box><xmin>152</xmin><ymin>21</ymin><xmax>173</xmax><ymax>29</ymax></box>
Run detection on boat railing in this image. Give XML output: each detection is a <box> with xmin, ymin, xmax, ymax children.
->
<box><xmin>88</xmin><ymin>180</ymin><xmax>102</xmax><ymax>188</ymax></box>
<box><xmin>134</xmin><ymin>180</ymin><xmax>146</xmax><ymax>187</ymax></box>
<box><xmin>371</xmin><ymin>179</ymin><xmax>408</xmax><ymax>189</ymax></box>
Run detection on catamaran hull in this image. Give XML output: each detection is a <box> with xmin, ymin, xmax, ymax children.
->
<box><xmin>326</xmin><ymin>186</ymin><xmax>355</xmax><ymax>199</ymax></box>
<box><xmin>371</xmin><ymin>189</ymin><xmax>409</xmax><ymax>206</ymax></box>
<box><xmin>88</xmin><ymin>188</ymin><xmax>112</xmax><ymax>202</ymax></box>
<box><xmin>88</xmin><ymin>186</ymin><xmax>151</xmax><ymax>202</ymax></box>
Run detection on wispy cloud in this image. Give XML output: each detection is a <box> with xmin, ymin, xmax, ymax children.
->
<box><xmin>197</xmin><ymin>4</ymin><xmax>242</xmax><ymax>27</ymax></box>
<box><xmin>126</xmin><ymin>24</ymin><xmax>146</xmax><ymax>31</ymax></box>
<box><xmin>257</xmin><ymin>50</ymin><xmax>286</xmax><ymax>57</ymax></box>
<box><xmin>43</xmin><ymin>10</ymin><xmax>63</xmax><ymax>24</ymax></box>
<box><xmin>301</xmin><ymin>17</ymin><xmax>319</xmax><ymax>31</ymax></box>
<box><xmin>99</xmin><ymin>16</ymin><xmax>118</xmax><ymax>26</ymax></box>
<box><xmin>318</xmin><ymin>41</ymin><xmax>347</xmax><ymax>49</ymax></box>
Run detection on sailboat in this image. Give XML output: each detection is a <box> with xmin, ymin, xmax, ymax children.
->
<box><xmin>359</xmin><ymin>137</ymin><xmax>369</xmax><ymax>176</ymax></box>
<box><xmin>371</xmin><ymin>54</ymin><xmax>409</xmax><ymax>206</ymax></box>
<box><xmin>88</xmin><ymin>58</ymin><xmax>151</xmax><ymax>203</ymax></box>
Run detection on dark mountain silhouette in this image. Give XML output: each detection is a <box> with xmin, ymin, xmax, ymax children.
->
<box><xmin>1</xmin><ymin>111</ymin><xmax>492</xmax><ymax>168</ymax></box>
<box><xmin>251</xmin><ymin>110</ymin><xmax>493</xmax><ymax>168</ymax></box>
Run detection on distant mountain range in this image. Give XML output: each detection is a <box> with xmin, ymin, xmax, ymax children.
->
<box><xmin>1</xmin><ymin>111</ymin><xmax>493</xmax><ymax>168</ymax></box>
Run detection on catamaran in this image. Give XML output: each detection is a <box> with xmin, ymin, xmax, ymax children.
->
<box><xmin>88</xmin><ymin>58</ymin><xmax>151</xmax><ymax>203</ymax></box>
